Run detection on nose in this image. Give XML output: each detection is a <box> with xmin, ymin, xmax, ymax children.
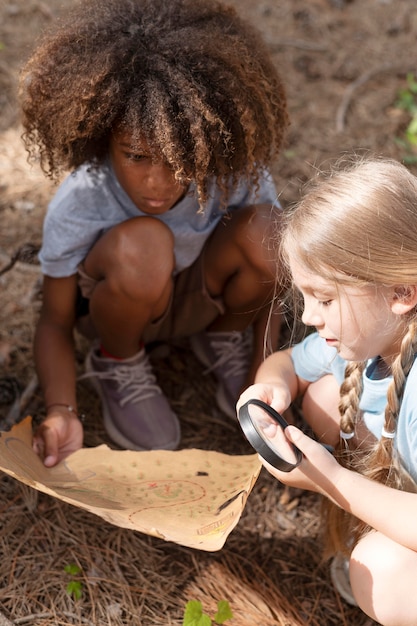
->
<box><xmin>301</xmin><ymin>299</ymin><xmax>323</xmax><ymax>328</ymax></box>
<box><xmin>146</xmin><ymin>162</ymin><xmax>178</xmax><ymax>192</ymax></box>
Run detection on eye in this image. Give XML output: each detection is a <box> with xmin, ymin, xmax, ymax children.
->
<box><xmin>124</xmin><ymin>152</ymin><xmax>148</xmax><ymax>162</ymax></box>
<box><xmin>320</xmin><ymin>299</ymin><xmax>333</xmax><ymax>307</ymax></box>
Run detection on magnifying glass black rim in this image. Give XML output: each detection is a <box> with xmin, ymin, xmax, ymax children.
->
<box><xmin>238</xmin><ymin>399</ymin><xmax>302</xmax><ymax>472</ymax></box>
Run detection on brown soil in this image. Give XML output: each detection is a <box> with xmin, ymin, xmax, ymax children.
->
<box><xmin>1</xmin><ymin>0</ymin><xmax>416</xmax><ymax>624</ymax></box>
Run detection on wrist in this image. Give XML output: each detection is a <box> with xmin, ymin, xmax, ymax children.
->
<box><xmin>325</xmin><ymin>464</ymin><xmax>352</xmax><ymax>505</ymax></box>
<box><xmin>46</xmin><ymin>403</ymin><xmax>84</xmax><ymax>422</ymax></box>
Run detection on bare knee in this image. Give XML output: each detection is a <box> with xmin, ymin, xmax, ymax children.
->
<box><xmin>205</xmin><ymin>204</ymin><xmax>280</xmax><ymax>304</ymax></box>
<box><xmin>234</xmin><ymin>203</ymin><xmax>280</xmax><ymax>271</ymax></box>
<box><xmin>85</xmin><ymin>216</ymin><xmax>174</xmax><ymax>298</ymax></box>
<box><xmin>301</xmin><ymin>375</ymin><xmax>340</xmax><ymax>445</ymax></box>
<box><xmin>351</xmin><ymin>532</ymin><xmax>417</xmax><ymax>625</ymax></box>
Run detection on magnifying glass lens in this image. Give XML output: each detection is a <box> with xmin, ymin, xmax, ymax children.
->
<box><xmin>246</xmin><ymin>403</ymin><xmax>299</xmax><ymax>466</ymax></box>
<box><xmin>238</xmin><ymin>400</ymin><xmax>302</xmax><ymax>471</ymax></box>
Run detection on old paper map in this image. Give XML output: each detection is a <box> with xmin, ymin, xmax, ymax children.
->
<box><xmin>0</xmin><ymin>417</ymin><xmax>261</xmax><ymax>551</ymax></box>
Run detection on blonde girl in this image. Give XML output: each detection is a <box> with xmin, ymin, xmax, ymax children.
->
<box><xmin>238</xmin><ymin>157</ymin><xmax>417</xmax><ymax>625</ymax></box>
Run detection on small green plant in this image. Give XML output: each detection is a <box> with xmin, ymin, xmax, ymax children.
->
<box><xmin>182</xmin><ymin>599</ymin><xmax>233</xmax><ymax>626</ymax></box>
<box><xmin>394</xmin><ymin>73</ymin><xmax>417</xmax><ymax>164</ymax></box>
<box><xmin>64</xmin><ymin>563</ymin><xmax>83</xmax><ymax>601</ymax></box>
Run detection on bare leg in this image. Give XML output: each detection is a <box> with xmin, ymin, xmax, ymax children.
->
<box><xmin>203</xmin><ymin>203</ymin><xmax>284</xmax><ymax>381</ymax></box>
<box><xmin>351</xmin><ymin>531</ymin><xmax>417</xmax><ymax>626</ymax></box>
<box><xmin>82</xmin><ymin>216</ymin><xmax>174</xmax><ymax>358</ymax></box>
<box><xmin>301</xmin><ymin>374</ymin><xmax>341</xmax><ymax>447</ymax></box>
<box><xmin>302</xmin><ymin>374</ymin><xmax>375</xmax><ymax>448</ymax></box>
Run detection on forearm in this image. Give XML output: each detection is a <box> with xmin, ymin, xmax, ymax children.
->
<box><xmin>267</xmin><ymin>426</ymin><xmax>417</xmax><ymax>552</ymax></box>
<box><xmin>332</xmin><ymin>468</ymin><xmax>417</xmax><ymax>552</ymax></box>
<box><xmin>34</xmin><ymin>319</ymin><xmax>78</xmax><ymax>411</ymax></box>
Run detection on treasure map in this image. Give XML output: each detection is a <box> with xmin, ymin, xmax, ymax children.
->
<box><xmin>0</xmin><ymin>416</ymin><xmax>262</xmax><ymax>551</ymax></box>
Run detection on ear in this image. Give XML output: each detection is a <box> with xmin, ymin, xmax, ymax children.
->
<box><xmin>391</xmin><ymin>285</ymin><xmax>417</xmax><ymax>315</ymax></box>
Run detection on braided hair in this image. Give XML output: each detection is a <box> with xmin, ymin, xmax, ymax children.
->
<box><xmin>280</xmin><ymin>156</ymin><xmax>417</xmax><ymax>554</ymax></box>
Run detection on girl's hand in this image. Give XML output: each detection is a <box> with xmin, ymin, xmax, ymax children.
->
<box><xmin>261</xmin><ymin>425</ymin><xmax>344</xmax><ymax>498</ymax></box>
<box><xmin>237</xmin><ymin>382</ymin><xmax>291</xmax><ymax>416</ymax></box>
<box><xmin>33</xmin><ymin>411</ymin><xmax>84</xmax><ymax>467</ymax></box>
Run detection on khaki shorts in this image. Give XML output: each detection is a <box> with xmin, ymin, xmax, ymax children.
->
<box><xmin>76</xmin><ymin>251</ymin><xmax>224</xmax><ymax>344</ymax></box>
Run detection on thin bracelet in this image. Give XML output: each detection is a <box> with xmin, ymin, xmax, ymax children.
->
<box><xmin>46</xmin><ymin>403</ymin><xmax>85</xmax><ymax>422</ymax></box>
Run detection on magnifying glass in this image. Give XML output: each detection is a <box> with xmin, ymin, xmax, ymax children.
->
<box><xmin>237</xmin><ymin>399</ymin><xmax>303</xmax><ymax>472</ymax></box>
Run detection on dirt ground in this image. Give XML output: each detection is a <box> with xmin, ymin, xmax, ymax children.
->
<box><xmin>1</xmin><ymin>0</ymin><xmax>417</xmax><ymax>624</ymax></box>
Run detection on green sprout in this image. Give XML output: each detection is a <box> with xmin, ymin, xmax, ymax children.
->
<box><xmin>394</xmin><ymin>73</ymin><xmax>417</xmax><ymax>164</ymax></box>
<box><xmin>183</xmin><ymin>599</ymin><xmax>233</xmax><ymax>626</ymax></box>
<box><xmin>64</xmin><ymin>563</ymin><xmax>83</xmax><ymax>601</ymax></box>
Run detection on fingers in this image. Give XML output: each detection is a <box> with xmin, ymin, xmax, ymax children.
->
<box><xmin>33</xmin><ymin>425</ymin><xmax>59</xmax><ymax>467</ymax></box>
<box><xmin>237</xmin><ymin>383</ymin><xmax>289</xmax><ymax>414</ymax></box>
<box><xmin>285</xmin><ymin>425</ymin><xmax>324</xmax><ymax>454</ymax></box>
<box><xmin>285</xmin><ymin>425</ymin><xmax>305</xmax><ymax>446</ymax></box>
<box><xmin>285</xmin><ymin>425</ymin><xmax>337</xmax><ymax>470</ymax></box>
<box><xmin>32</xmin><ymin>433</ymin><xmax>45</xmax><ymax>459</ymax></box>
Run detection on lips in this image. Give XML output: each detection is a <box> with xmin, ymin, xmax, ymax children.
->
<box><xmin>138</xmin><ymin>197</ymin><xmax>173</xmax><ymax>213</ymax></box>
<box><xmin>319</xmin><ymin>333</ymin><xmax>337</xmax><ymax>343</ymax></box>
<box><xmin>143</xmin><ymin>198</ymin><xmax>169</xmax><ymax>207</ymax></box>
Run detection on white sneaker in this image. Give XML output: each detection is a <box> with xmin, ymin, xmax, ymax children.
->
<box><xmin>330</xmin><ymin>553</ymin><xmax>358</xmax><ymax>606</ymax></box>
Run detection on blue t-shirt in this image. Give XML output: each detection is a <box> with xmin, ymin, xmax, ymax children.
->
<box><xmin>39</xmin><ymin>160</ymin><xmax>279</xmax><ymax>277</ymax></box>
<box><xmin>291</xmin><ymin>332</ymin><xmax>417</xmax><ymax>482</ymax></box>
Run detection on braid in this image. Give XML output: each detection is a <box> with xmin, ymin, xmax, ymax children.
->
<box><xmin>338</xmin><ymin>361</ymin><xmax>365</xmax><ymax>441</ymax></box>
<box><xmin>364</xmin><ymin>319</ymin><xmax>417</xmax><ymax>489</ymax></box>
<box><xmin>324</xmin><ymin>320</ymin><xmax>417</xmax><ymax>556</ymax></box>
<box><xmin>385</xmin><ymin>319</ymin><xmax>417</xmax><ymax>434</ymax></box>
<box><xmin>279</xmin><ymin>157</ymin><xmax>417</xmax><ymax>557</ymax></box>
<box><xmin>323</xmin><ymin>361</ymin><xmax>365</xmax><ymax>556</ymax></box>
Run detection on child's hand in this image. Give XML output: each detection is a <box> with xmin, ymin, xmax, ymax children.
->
<box><xmin>33</xmin><ymin>412</ymin><xmax>84</xmax><ymax>467</ymax></box>
<box><xmin>260</xmin><ymin>425</ymin><xmax>344</xmax><ymax>498</ymax></box>
<box><xmin>236</xmin><ymin>382</ymin><xmax>291</xmax><ymax>419</ymax></box>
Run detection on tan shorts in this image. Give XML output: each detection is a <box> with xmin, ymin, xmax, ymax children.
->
<box><xmin>77</xmin><ymin>251</ymin><xmax>224</xmax><ymax>344</ymax></box>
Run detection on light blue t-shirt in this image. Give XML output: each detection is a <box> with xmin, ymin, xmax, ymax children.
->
<box><xmin>39</xmin><ymin>160</ymin><xmax>279</xmax><ymax>277</ymax></box>
<box><xmin>291</xmin><ymin>332</ymin><xmax>417</xmax><ymax>482</ymax></box>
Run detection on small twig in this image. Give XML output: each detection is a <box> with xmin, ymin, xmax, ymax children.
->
<box><xmin>0</xmin><ymin>244</ymin><xmax>40</xmax><ymax>277</ymax></box>
<box><xmin>32</xmin><ymin>2</ymin><xmax>54</xmax><ymax>20</ymax></box>
<box><xmin>14</xmin><ymin>612</ymin><xmax>95</xmax><ymax>625</ymax></box>
<box><xmin>14</xmin><ymin>616</ymin><xmax>53</xmax><ymax>625</ymax></box>
<box><xmin>336</xmin><ymin>62</ymin><xmax>408</xmax><ymax>133</ymax></box>
<box><xmin>4</xmin><ymin>375</ymin><xmax>39</xmax><ymax>427</ymax></box>
<box><xmin>0</xmin><ymin>253</ymin><xmax>20</xmax><ymax>277</ymax></box>
<box><xmin>269</xmin><ymin>38</ymin><xmax>327</xmax><ymax>52</ymax></box>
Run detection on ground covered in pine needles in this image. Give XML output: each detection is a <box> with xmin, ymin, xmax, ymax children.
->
<box><xmin>1</xmin><ymin>0</ymin><xmax>417</xmax><ymax>623</ymax></box>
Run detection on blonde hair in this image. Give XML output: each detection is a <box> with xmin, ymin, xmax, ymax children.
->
<box><xmin>281</xmin><ymin>156</ymin><xmax>417</xmax><ymax>554</ymax></box>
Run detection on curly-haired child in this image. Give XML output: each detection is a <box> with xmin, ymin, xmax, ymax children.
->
<box><xmin>238</xmin><ymin>157</ymin><xmax>417</xmax><ymax>623</ymax></box>
<box><xmin>20</xmin><ymin>0</ymin><xmax>289</xmax><ymax>466</ymax></box>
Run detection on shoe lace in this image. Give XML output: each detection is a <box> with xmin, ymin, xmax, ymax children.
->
<box><xmin>205</xmin><ymin>330</ymin><xmax>251</xmax><ymax>378</ymax></box>
<box><xmin>81</xmin><ymin>353</ymin><xmax>161</xmax><ymax>407</ymax></box>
